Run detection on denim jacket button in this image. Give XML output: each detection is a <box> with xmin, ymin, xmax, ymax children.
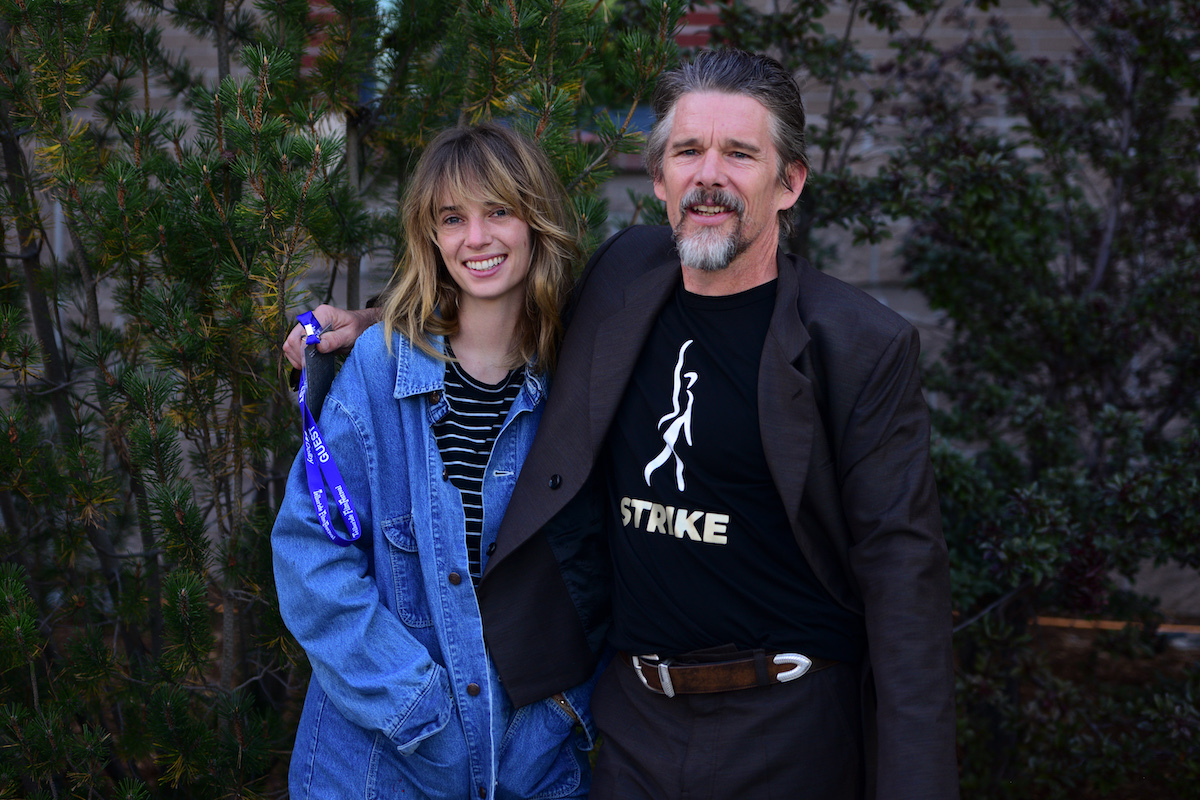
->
<box><xmin>478</xmin><ymin>786</ymin><xmax>487</xmax><ymax>798</ymax></box>
<box><xmin>448</xmin><ymin>572</ymin><xmax>462</xmax><ymax>585</ymax></box>
<box><xmin>467</xmin><ymin>682</ymin><xmax>481</xmax><ymax>696</ymax></box>
<box><xmin>428</xmin><ymin>390</ymin><xmax>441</xmax><ymax>403</ymax></box>
<box><xmin>548</xmin><ymin>474</ymin><xmax>562</xmax><ymax>489</ymax></box>
<box><xmin>442</xmin><ymin>467</ymin><xmax>449</xmax><ymax>481</ymax></box>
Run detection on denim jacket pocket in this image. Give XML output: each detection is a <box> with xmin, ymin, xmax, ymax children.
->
<box><xmin>496</xmin><ymin>698</ymin><xmax>588</xmax><ymax>800</ymax></box>
<box><xmin>370</xmin><ymin>702</ymin><xmax>472</xmax><ymax>800</ymax></box>
<box><xmin>381</xmin><ymin>514</ymin><xmax>434</xmax><ymax>628</ymax></box>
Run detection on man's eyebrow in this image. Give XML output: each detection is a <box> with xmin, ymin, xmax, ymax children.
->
<box><xmin>726</xmin><ymin>139</ymin><xmax>762</xmax><ymax>154</ymax></box>
<box><xmin>669</xmin><ymin>136</ymin><xmax>763</xmax><ymax>154</ymax></box>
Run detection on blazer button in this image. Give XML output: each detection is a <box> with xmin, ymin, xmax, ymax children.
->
<box><xmin>548</xmin><ymin>474</ymin><xmax>562</xmax><ymax>489</ymax></box>
<box><xmin>486</xmin><ymin>542</ymin><xmax>496</xmax><ymax>555</ymax></box>
<box><xmin>466</xmin><ymin>682</ymin><xmax>481</xmax><ymax>696</ymax></box>
<box><xmin>448</xmin><ymin>572</ymin><xmax>462</xmax><ymax>585</ymax></box>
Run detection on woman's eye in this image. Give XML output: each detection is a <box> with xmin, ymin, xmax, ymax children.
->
<box><xmin>492</xmin><ymin>207</ymin><xmax>508</xmax><ymax>218</ymax></box>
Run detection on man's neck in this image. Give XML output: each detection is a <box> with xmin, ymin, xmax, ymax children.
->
<box><xmin>680</xmin><ymin>233</ymin><xmax>779</xmax><ymax>296</ymax></box>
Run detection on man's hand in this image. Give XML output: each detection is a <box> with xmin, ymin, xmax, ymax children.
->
<box><xmin>284</xmin><ymin>304</ymin><xmax>382</xmax><ymax>371</ymax></box>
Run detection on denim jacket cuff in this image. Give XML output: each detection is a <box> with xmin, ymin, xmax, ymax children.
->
<box><xmin>388</xmin><ymin>663</ymin><xmax>454</xmax><ymax>754</ymax></box>
<box><xmin>559</xmin><ymin>649</ymin><xmax>611</xmax><ymax>752</ymax></box>
<box><xmin>556</xmin><ymin>684</ymin><xmax>597</xmax><ymax>750</ymax></box>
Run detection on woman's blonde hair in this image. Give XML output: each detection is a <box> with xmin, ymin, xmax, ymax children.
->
<box><xmin>380</xmin><ymin>123</ymin><xmax>579</xmax><ymax>373</ymax></box>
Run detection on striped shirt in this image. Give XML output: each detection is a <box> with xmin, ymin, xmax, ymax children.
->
<box><xmin>433</xmin><ymin>359</ymin><xmax>525</xmax><ymax>583</ymax></box>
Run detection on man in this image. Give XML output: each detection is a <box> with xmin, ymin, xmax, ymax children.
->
<box><xmin>287</xmin><ymin>49</ymin><xmax>958</xmax><ymax>800</ymax></box>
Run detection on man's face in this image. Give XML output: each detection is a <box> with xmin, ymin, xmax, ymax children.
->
<box><xmin>653</xmin><ymin>91</ymin><xmax>804</xmax><ymax>273</ymax></box>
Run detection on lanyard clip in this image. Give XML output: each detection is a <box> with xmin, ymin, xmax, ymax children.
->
<box><xmin>298</xmin><ymin>310</ymin><xmax>323</xmax><ymax>345</ymax></box>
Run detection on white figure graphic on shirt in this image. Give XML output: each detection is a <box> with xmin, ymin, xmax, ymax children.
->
<box><xmin>644</xmin><ymin>339</ymin><xmax>697</xmax><ymax>491</ymax></box>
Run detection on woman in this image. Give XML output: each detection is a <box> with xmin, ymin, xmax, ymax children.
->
<box><xmin>272</xmin><ymin>123</ymin><xmax>594</xmax><ymax>800</ymax></box>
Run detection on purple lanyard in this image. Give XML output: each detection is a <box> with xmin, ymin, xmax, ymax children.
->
<box><xmin>298</xmin><ymin>311</ymin><xmax>362</xmax><ymax>546</ymax></box>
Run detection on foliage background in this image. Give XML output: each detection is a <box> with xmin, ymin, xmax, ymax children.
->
<box><xmin>0</xmin><ymin>0</ymin><xmax>682</xmax><ymax>795</ymax></box>
<box><xmin>711</xmin><ymin>0</ymin><xmax>1200</xmax><ymax>794</ymax></box>
<box><xmin>1</xmin><ymin>0</ymin><xmax>1197</xmax><ymax>797</ymax></box>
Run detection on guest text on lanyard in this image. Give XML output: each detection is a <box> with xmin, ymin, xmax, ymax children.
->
<box><xmin>297</xmin><ymin>311</ymin><xmax>362</xmax><ymax>546</ymax></box>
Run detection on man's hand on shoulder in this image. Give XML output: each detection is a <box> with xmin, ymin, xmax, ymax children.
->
<box><xmin>283</xmin><ymin>304</ymin><xmax>382</xmax><ymax>371</ymax></box>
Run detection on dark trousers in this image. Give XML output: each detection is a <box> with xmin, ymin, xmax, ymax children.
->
<box><xmin>590</xmin><ymin>656</ymin><xmax>864</xmax><ymax>800</ymax></box>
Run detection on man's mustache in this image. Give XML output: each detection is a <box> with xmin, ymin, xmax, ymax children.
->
<box><xmin>678</xmin><ymin>188</ymin><xmax>745</xmax><ymax>218</ymax></box>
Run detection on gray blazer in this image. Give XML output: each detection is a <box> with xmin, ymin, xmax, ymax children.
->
<box><xmin>478</xmin><ymin>225</ymin><xmax>959</xmax><ymax>800</ymax></box>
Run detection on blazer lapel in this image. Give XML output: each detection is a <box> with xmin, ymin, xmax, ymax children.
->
<box><xmin>588</xmin><ymin>261</ymin><xmax>680</xmax><ymax>448</ymax></box>
<box><xmin>759</xmin><ymin>252</ymin><xmax>816</xmax><ymax>542</ymax></box>
<box><xmin>483</xmin><ymin>256</ymin><xmax>679</xmax><ymax>573</ymax></box>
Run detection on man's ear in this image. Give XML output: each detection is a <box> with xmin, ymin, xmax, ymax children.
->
<box><xmin>653</xmin><ymin>176</ymin><xmax>667</xmax><ymax>203</ymax></box>
<box><xmin>777</xmin><ymin>162</ymin><xmax>807</xmax><ymax>211</ymax></box>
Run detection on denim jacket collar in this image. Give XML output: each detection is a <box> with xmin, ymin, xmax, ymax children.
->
<box><xmin>393</xmin><ymin>332</ymin><xmax>547</xmax><ymax>408</ymax></box>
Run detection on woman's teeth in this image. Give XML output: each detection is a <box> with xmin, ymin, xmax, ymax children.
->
<box><xmin>466</xmin><ymin>255</ymin><xmax>504</xmax><ymax>271</ymax></box>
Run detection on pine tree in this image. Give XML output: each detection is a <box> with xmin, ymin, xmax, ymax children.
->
<box><xmin>0</xmin><ymin>1</ymin><xmax>685</xmax><ymax>795</ymax></box>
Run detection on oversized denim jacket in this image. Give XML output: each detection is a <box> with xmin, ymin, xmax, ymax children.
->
<box><xmin>272</xmin><ymin>325</ymin><xmax>596</xmax><ymax>800</ymax></box>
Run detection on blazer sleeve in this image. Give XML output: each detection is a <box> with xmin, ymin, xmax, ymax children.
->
<box><xmin>838</xmin><ymin>326</ymin><xmax>959</xmax><ymax>800</ymax></box>
<box><xmin>271</xmin><ymin>358</ymin><xmax>453</xmax><ymax>754</ymax></box>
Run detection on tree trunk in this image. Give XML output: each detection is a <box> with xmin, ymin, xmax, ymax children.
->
<box><xmin>0</xmin><ymin>100</ymin><xmax>75</xmax><ymax>437</ymax></box>
<box><xmin>215</xmin><ymin>0</ymin><xmax>230</xmax><ymax>83</ymax></box>
<box><xmin>345</xmin><ymin>112</ymin><xmax>362</xmax><ymax>310</ymax></box>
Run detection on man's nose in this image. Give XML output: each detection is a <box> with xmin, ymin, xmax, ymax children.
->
<box><xmin>695</xmin><ymin>149</ymin><xmax>724</xmax><ymax>186</ymax></box>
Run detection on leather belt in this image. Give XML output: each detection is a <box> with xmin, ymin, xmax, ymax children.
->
<box><xmin>620</xmin><ymin>650</ymin><xmax>837</xmax><ymax>697</ymax></box>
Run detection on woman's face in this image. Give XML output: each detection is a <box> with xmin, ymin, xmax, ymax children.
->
<box><xmin>434</xmin><ymin>192</ymin><xmax>533</xmax><ymax>311</ymax></box>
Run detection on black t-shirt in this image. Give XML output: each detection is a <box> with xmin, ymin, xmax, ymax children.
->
<box><xmin>605</xmin><ymin>280</ymin><xmax>863</xmax><ymax>662</ymax></box>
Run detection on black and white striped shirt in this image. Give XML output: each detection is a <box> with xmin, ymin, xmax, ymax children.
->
<box><xmin>433</xmin><ymin>359</ymin><xmax>525</xmax><ymax>583</ymax></box>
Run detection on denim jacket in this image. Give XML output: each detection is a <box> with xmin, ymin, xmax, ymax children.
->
<box><xmin>272</xmin><ymin>325</ymin><xmax>597</xmax><ymax>800</ymax></box>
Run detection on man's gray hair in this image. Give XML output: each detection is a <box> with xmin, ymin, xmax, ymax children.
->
<box><xmin>644</xmin><ymin>49</ymin><xmax>809</xmax><ymax>237</ymax></box>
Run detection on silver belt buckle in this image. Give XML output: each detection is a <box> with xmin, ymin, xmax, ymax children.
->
<box><xmin>772</xmin><ymin>652</ymin><xmax>813</xmax><ymax>682</ymax></box>
<box><xmin>631</xmin><ymin>654</ymin><xmax>676</xmax><ymax>698</ymax></box>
